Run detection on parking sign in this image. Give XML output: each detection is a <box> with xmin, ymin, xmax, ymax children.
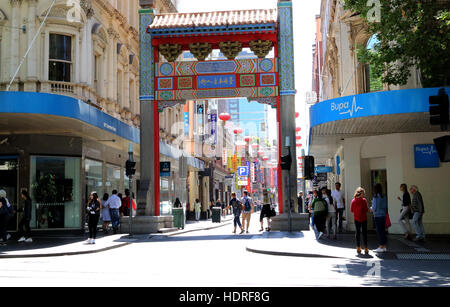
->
<box><xmin>238</xmin><ymin>166</ymin><xmax>249</xmax><ymax>176</ymax></box>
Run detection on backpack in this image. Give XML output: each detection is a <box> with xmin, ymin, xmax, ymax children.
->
<box><xmin>231</xmin><ymin>199</ymin><xmax>242</xmax><ymax>215</ymax></box>
<box><xmin>314</xmin><ymin>199</ymin><xmax>328</xmax><ymax>214</ymax></box>
<box><xmin>0</xmin><ymin>198</ymin><xmax>8</xmax><ymax>216</ymax></box>
<box><xmin>244</xmin><ymin>198</ymin><xmax>251</xmax><ymax>211</ymax></box>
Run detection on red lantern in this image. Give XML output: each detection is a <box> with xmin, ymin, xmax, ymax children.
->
<box><xmin>219</xmin><ymin>113</ymin><xmax>231</xmax><ymax>121</ymax></box>
<box><xmin>296</xmin><ymin>143</ymin><xmax>302</xmax><ymax>147</ymax></box>
<box><xmin>296</xmin><ymin>127</ymin><xmax>301</xmax><ymax>132</ymax></box>
<box><xmin>263</xmin><ymin>157</ymin><xmax>269</xmax><ymax>161</ymax></box>
<box><xmin>244</xmin><ymin>136</ymin><xmax>251</xmax><ymax>142</ymax></box>
<box><xmin>296</xmin><ymin>136</ymin><xmax>301</xmax><ymax>140</ymax></box>
<box><xmin>295</xmin><ymin>112</ymin><xmax>299</xmax><ymax>118</ymax></box>
<box><xmin>233</xmin><ymin>128</ymin><xmax>242</xmax><ymax>135</ymax></box>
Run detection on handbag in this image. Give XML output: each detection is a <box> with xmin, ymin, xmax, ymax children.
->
<box><xmin>385</xmin><ymin>213</ymin><xmax>392</xmax><ymax>228</ymax></box>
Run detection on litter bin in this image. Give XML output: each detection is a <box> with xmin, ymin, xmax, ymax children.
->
<box><xmin>172</xmin><ymin>208</ymin><xmax>185</xmax><ymax>229</ymax></box>
<box><xmin>212</xmin><ymin>207</ymin><xmax>221</xmax><ymax>223</ymax></box>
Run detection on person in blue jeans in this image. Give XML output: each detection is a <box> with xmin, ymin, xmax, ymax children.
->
<box><xmin>228</xmin><ymin>192</ymin><xmax>244</xmax><ymax>234</ymax></box>
<box><xmin>410</xmin><ymin>185</ymin><xmax>426</xmax><ymax>242</ymax></box>
<box><xmin>371</xmin><ymin>184</ymin><xmax>388</xmax><ymax>253</ymax></box>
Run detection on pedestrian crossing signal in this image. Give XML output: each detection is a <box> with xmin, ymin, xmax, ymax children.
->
<box><xmin>125</xmin><ymin>160</ymin><xmax>136</xmax><ymax>177</ymax></box>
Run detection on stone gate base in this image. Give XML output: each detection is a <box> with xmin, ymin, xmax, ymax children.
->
<box><xmin>119</xmin><ymin>216</ymin><xmax>174</xmax><ymax>234</ymax></box>
<box><xmin>270</xmin><ymin>213</ymin><xmax>310</xmax><ymax>231</ymax></box>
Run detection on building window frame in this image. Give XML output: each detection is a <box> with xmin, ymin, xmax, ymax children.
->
<box><xmin>48</xmin><ymin>33</ymin><xmax>73</xmax><ymax>83</ymax></box>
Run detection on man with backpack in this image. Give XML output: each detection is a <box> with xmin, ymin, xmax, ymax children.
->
<box><xmin>241</xmin><ymin>191</ymin><xmax>254</xmax><ymax>234</ymax></box>
<box><xmin>228</xmin><ymin>192</ymin><xmax>244</xmax><ymax>234</ymax></box>
<box><xmin>311</xmin><ymin>188</ymin><xmax>328</xmax><ymax>239</ymax></box>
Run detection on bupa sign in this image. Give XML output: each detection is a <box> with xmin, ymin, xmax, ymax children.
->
<box><xmin>414</xmin><ymin>144</ymin><xmax>439</xmax><ymax>168</ymax></box>
<box><xmin>330</xmin><ymin>96</ymin><xmax>364</xmax><ymax>117</ymax></box>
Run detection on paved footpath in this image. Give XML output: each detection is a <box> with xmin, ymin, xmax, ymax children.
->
<box><xmin>246</xmin><ymin>222</ymin><xmax>450</xmax><ymax>261</ymax></box>
<box><xmin>0</xmin><ymin>214</ymin><xmax>235</xmax><ymax>258</ymax></box>
<box><xmin>1</xmin><ymin>211</ymin><xmax>449</xmax><ymax>261</ymax></box>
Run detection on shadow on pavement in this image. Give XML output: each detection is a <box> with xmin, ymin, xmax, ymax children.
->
<box><xmin>331</xmin><ymin>259</ymin><xmax>450</xmax><ymax>286</ymax></box>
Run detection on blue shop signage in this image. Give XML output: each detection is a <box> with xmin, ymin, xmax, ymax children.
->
<box><xmin>310</xmin><ymin>87</ymin><xmax>450</xmax><ymax>128</ymax></box>
<box><xmin>414</xmin><ymin>144</ymin><xmax>439</xmax><ymax>168</ymax></box>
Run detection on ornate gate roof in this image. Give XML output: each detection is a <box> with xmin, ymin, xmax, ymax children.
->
<box><xmin>150</xmin><ymin>9</ymin><xmax>277</xmax><ymax>29</ymax></box>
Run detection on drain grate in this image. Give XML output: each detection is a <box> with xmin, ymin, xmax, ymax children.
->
<box><xmin>396</xmin><ymin>253</ymin><xmax>450</xmax><ymax>260</ymax></box>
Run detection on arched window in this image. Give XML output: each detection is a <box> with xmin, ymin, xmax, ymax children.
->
<box><xmin>364</xmin><ymin>35</ymin><xmax>383</xmax><ymax>92</ymax></box>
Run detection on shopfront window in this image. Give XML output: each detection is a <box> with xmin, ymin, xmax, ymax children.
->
<box><xmin>0</xmin><ymin>156</ymin><xmax>18</xmax><ymax>231</ymax></box>
<box><xmin>85</xmin><ymin>159</ymin><xmax>103</xmax><ymax>198</ymax></box>
<box><xmin>106</xmin><ymin>164</ymin><xmax>121</xmax><ymax>195</ymax></box>
<box><xmin>160</xmin><ymin>178</ymin><xmax>172</xmax><ymax>216</ymax></box>
<box><xmin>30</xmin><ymin>156</ymin><xmax>81</xmax><ymax>229</ymax></box>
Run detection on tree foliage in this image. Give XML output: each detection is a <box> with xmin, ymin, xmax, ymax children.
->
<box><xmin>344</xmin><ymin>0</ymin><xmax>450</xmax><ymax>87</ymax></box>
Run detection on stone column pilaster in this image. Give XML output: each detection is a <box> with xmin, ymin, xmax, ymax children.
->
<box><xmin>137</xmin><ymin>4</ymin><xmax>156</xmax><ymax>216</ymax></box>
<box><xmin>278</xmin><ymin>0</ymin><xmax>298</xmax><ymax>213</ymax></box>
<box><xmin>25</xmin><ymin>0</ymin><xmax>38</xmax><ymax>91</ymax></box>
<box><xmin>9</xmin><ymin>0</ymin><xmax>22</xmax><ymax>90</ymax></box>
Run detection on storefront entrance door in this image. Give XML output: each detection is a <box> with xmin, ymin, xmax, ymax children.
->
<box><xmin>0</xmin><ymin>156</ymin><xmax>18</xmax><ymax>231</ymax></box>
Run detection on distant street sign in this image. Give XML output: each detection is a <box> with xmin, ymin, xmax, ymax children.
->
<box><xmin>315</xmin><ymin>166</ymin><xmax>332</xmax><ymax>173</ymax></box>
<box><xmin>160</xmin><ymin>161</ymin><xmax>171</xmax><ymax>177</ymax></box>
<box><xmin>238</xmin><ymin>166</ymin><xmax>249</xmax><ymax>176</ymax></box>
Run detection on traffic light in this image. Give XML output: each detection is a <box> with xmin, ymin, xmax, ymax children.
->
<box><xmin>125</xmin><ymin>160</ymin><xmax>136</xmax><ymax>177</ymax></box>
<box><xmin>280</xmin><ymin>153</ymin><xmax>292</xmax><ymax>170</ymax></box>
<box><xmin>429</xmin><ymin>88</ymin><xmax>449</xmax><ymax>131</ymax></box>
<box><xmin>303</xmin><ymin>156</ymin><xmax>315</xmax><ymax>180</ymax></box>
<box><xmin>433</xmin><ymin>135</ymin><xmax>450</xmax><ymax>162</ymax></box>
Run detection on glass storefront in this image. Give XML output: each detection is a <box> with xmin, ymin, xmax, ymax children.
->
<box><xmin>85</xmin><ymin>159</ymin><xmax>103</xmax><ymax>198</ymax></box>
<box><xmin>106</xmin><ymin>163</ymin><xmax>121</xmax><ymax>195</ymax></box>
<box><xmin>0</xmin><ymin>156</ymin><xmax>18</xmax><ymax>231</ymax></box>
<box><xmin>30</xmin><ymin>156</ymin><xmax>81</xmax><ymax>229</ymax></box>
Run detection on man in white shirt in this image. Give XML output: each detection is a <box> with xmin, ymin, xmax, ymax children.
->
<box><xmin>104</xmin><ymin>190</ymin><xmax>122</xmax><ymax>234</ymax></box>
<box><xmin>331</xmin><ymin>182</ymin><xmax>345</xmax><ymax>233</ymax></box>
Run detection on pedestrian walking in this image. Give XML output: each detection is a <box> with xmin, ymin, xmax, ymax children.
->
<box><xmin>104</xmin><ymin>190</ymin><xmax>122</xmax><ymax>234</ymax></box>
<box><xmin>228</xmin><ymin>192</ymin><xmax>244</xmax><ymax>234</ymax></box>
<box><xmin>194</xmin><ymin>199</ymin><xmax>201</xmax><ymax>221</ymax></box>
<box><xmin>100</xmin><ymin>193</ymin><xmax>111</xmax><ymax>234</ymax></box>
<box><xmin>397</xmin><ymin>184</ymin><xmax>413</xmax><ymax>239</ymax></box>
<box><xmin>332</xmin><ymin>182</ymin><xmax>345</xmax><ymax>233</ymax></box>
<box><xmin>241</xmin><ymin>191</ymin><xmax>253</xmax><ymax>234</ymax></box>
<box><xmin>0</xmin><ymin>190</ymin><xmax>12</xmax><ymax>246</ymax></box>
<box><xmin>259</xmin><ymin>190</ymin><xmax>273</xmax><ymax>232</ymax></box>
<box><xmin>121</xmin><ymin>190</ymin><xmax>130</xmax><ymax>217</ymax></box>
<box><xmin>350</xmin><ymin>187</ymin><xmax>369</xmax><ymax>255</ymax></box>
<box><xmin>410</xmin><ymin>185</ymin><xmax>426</xmax><ymax>242</ymax></box>
<box><xmin>325</xmin><ymin>189</ymin><xmax>337</xmax><ymax>239</ymax></box>
<box><xmin>311</xmin><ymin>190</ymin><xmax>328</xmax><ymax>239</ymax></box>
<box><xmin>371</xmin><ymin>184</ymin><xmax>388</xmax><ymax>253</ymax></box>
<box><xmin>298</xmin><ymin>192</ymin><xmax>303</xmax><ymax>213</ymax></box>
<box><xmin>309</xmin><ymin>190</ymin><xmax>318</xmax><ymax>228</ymax></box>
<box><xmin>86</xmin><ymin>192</ymin><xmax>101</xmax><ymax>244</ymax></box>
<box><xmin>220</xmin><ymin>199</ymin><xmax>226</xmax><ymax>218</ymax></box>
<box><xmin>17</xmin><ymin>189</ymin><xmax>33</xmax><ymax>243</ymax></box>
<box><xmin>174</xmin><ymin>198</ymin><xmax>182</xmax><ymax>208</ymax></box>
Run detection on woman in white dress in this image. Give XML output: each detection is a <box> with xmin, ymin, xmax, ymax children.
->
<box><xmin>100</xmin><ymin>193</ymin><xmax>111</xmax><ymax>234</ymax></box>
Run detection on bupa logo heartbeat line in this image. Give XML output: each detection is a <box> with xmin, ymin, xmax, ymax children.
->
<box><xmin>331</xmin><ymin>97</ymin><xmax>364</xmax><ymax>117</ymax></box>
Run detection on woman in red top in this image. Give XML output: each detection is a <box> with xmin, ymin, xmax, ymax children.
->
<box><xmin>350</xmin><ymin>187</ymin><xmax>369</xmax><ymax>255</ymax></box>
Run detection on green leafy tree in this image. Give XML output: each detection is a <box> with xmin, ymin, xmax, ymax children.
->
<box><xmin>344</xmin><ymin>0</ymin><xmax>450</xmax><ymax>87</ymax></box>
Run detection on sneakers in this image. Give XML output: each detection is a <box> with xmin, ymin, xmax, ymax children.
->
<box><xmin>364</xmin><ymin>248</ymin><xmax>369</xmax><ymax>255</ymax></box>
<box><xmin>239</xmin><ymin>229</ymin><xmax>245</xmax><ymax>234</ymax></box>
<box><xmin>357</xmin><ymin>246</ymin><xmax>362</xmax><ymax>254</ymax></box>
<box><xmin>86</xmin><ymin>238</ymin><xmax>92</xmax><ymax>244</ymax></box>
<box><xmin>374</xmin><ymin>247</ymin><xmax>387</xmax><ymax>253</ymax></box>
<box><xmin>91</xmin><ymin>239</ymin><xmax>95</xmax><ymax>244</ymax></box>
<box><xmin>246</xmin><ymin>230</ymin><xmax>249</xmax><ymax>234</ymax></box>
<box><xmin>18</xmin><ymin>237</ymin><xmax>26</xmax><ymax>243</ymax></box>
<box><xmin>259</xmin><ymin>228</ymin><xmax>264</xmax><ymax>232</ymax></box>
<box><xmin>6</xmin><ymin>234</ymin><xmax>11</xmax><ymax>240</ymax></box>
<box><xmin>318</xmin><ymin>232</ymin><xmax>323</xmax><ymax>239</ymax></box>
<box><xmin>25</xmin><ymin>238</ymin><xmax>33</xmax><ymax>243</ymax></box>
